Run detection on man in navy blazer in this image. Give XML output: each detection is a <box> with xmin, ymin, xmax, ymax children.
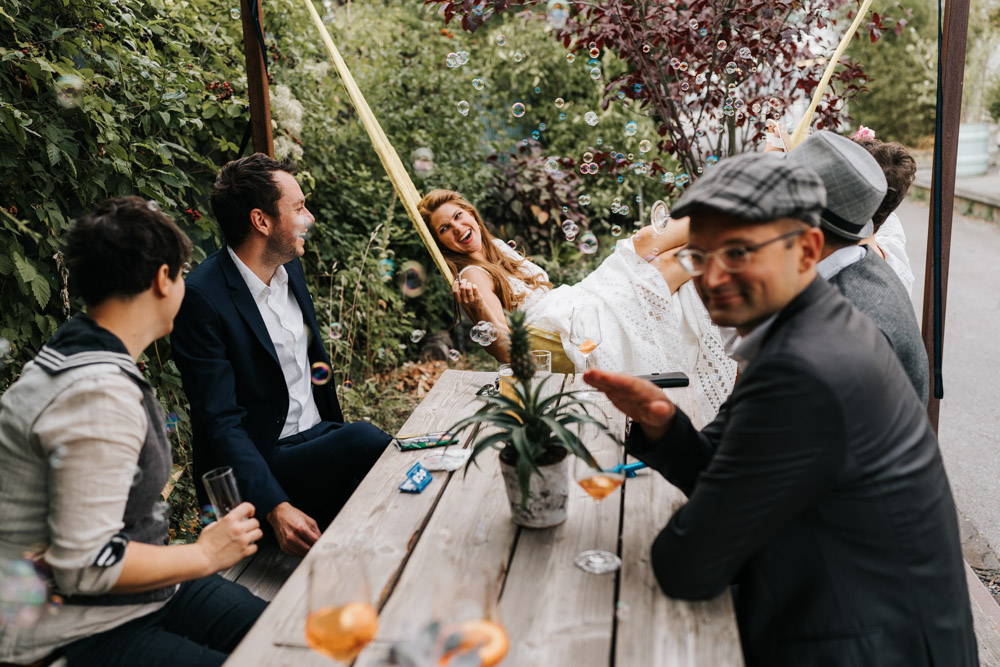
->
<box><xmin>172</xmin><ymin>154</ymin><xmax>390</xmax><ymax>556</ymax></box>
<box><xmin>586</xmin><ymin>154</ymin><xmax>976</xmax><ymax>666</ymax></box>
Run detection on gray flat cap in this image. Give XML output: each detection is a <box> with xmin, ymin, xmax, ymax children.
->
<box><xmin>786</xmin><ymin>130</ymin><xmax>887</xmax><ymax>240</ymax></box>
<box><xmin>671</xmin><ymin>153</ymin><xmax>826</xmax><ymax>227</ymax></box>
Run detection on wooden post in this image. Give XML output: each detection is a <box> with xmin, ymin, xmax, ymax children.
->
<box><xmin>921</xmin><ymin>0</ymin><xmax>971</xmax><ymax>431</ymax></box>
<box><xmin>239</xmin><ymin>0</ymin><xmax>274</xmax><ymax>157</ymax></box>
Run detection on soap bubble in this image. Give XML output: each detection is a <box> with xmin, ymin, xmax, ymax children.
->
<box><xmin>695</xmin><ymin>72</ymin><xmax>707</xmax><ymax>85</ymax></box>
<box><xmin>513</xmin><ymin>52</ymin><xmax>524</xmax><ymax>63</ymax></box>
<box><xmin>699</xmin><ymin>27</ymin><xmax>708</xmax><ymax>36</ymax></box>
<box><xmin>531</xmin><ymin>130</ymin><xmax>541</xmax><ymax>140</ymax></box>
<box><xmin>554</xmin><ymin>97</ymin><xmax>565</xmax><ymax>108</ymax></box>
<box><xmin>377</xmin><ymin>258</ymin><xmax>395</xmax><ymax>281</ymax></box>
<box><xmin>584</xmin><ymin>111</ymin><xmax>599</xmax><ymax>126</ymax></box>
<box><xmin>582</xmin><ymin>151</ymin><xmax>594</xmax><ymax>163</ymax></box>
<box><xmin>706</xmin><ymin>154</ymin><xmax>719</xmax><ymax>166</ymax></box>
<box><xmin>457</xmin><ymin>51</ymin><xmax>470</xmax><ymax>65</ymax></box>
<box><xmin>578</xmin><ymin>194</ymin><xmax>591</xmax><ymax>206</ymax></box>
<box><xmin>739</xmin><ymin>46</ymin><xmax>752</xmax><ymax>59</ymax></box>
<box><xmin>561</xmin><ymin>220</ymin><xmax>579</xmax><ymax>241</ymax></box>
<box><xmin>507</xmin><ymin>240</ymin><xmax>517</xmax><ymax>248</ymax></box>
<box><xmin>0</xmin><ymin>560</ymin><xmax>47</xmax><ymax>628</ymax></box>
<box><xmin>343</xmin><ymin>380</ymin><xmax>353</xmax><ymax>390</ymax></box>
<box><xmin>310</xmin><ymin>362</ymin><xmax>332</xmax><ymax>385</ymax></box>
<box><xmin>472</xmin><ymin>78</ymin><xmax>485</xmax><ymax>90</ymax></box>
<box><xmin>624</xmin><ymin>121</ymin><xmax>638</xmax><ymax>136</ymax></box>
<box><xmin>410</xmin><ymin>329</ymin><xmax>425</xmax><ymax>344</ymax></box>
<box><xmin>661</xmin><ymin>172</ymin><xmax>675</xmax><ymax>184</ymax></box>
<box><xmin>456</xmin><ymin>100</ymin><xmax>470</xmax><ymax>116</ymax></box>
<box><xmin>681</xmin><ymin>82</ymin><xmax>690</xmax><ymax>92</ymax></box>
<box><xmin>230</xmin><ymin>7</ymin><xmax>241</xmax><ymax>19</ymax></box>
<box><xmin>164</xmin><ymin>412</ymin><xmax>178</xmax><ymax>435</ymax></box>
<box><xmin>688</xmin><ymin>19</ymin><xmax>698</xmax><ymax>29</ymax></box>
<box><xmin>55</xmin><ymin>74</ymin><xmax>84</xmax><ymax>109</ymax></box>
<box><xmin>398</xmin><ymin>261</ymin><xmax>426</xmax><ymax>297</ymax></box>
<box><xmin>410</xmin><ymin>147</ymin><xmax>435</xmax><ymax>178</ymax></box>
<box><xmin>723</xmin><ymin>104</ymin><xmax>735</xmax><ymax>116</ymax></box>
<box><xmin>638</xmin><ymin>139</ymin><xmax>652</xmax><ymax>153</ymax></box>
<box><xmin>470</xmin><ymin>321</ymin><xmax>499</xmax><ymax>346</ymax></box>
<box><xmin>48</xmin><ymin>443</ymin><xmax>67</xmax><ymax>470</ymax></box>
<box><xmin>547</xmin><ymin>0</ymin><xmax>569</xmax><ymax>29</ymax></box>
<box><xmin>589</xmin><ymin>47</ymin><xmax>600</xmax><ymax>59</ymax></box>
<box><xmin>544</xmin><ymin>158</ymin><xmax>559</xmax><ymax>172</ymax></box>
<box><xmin>679</xmin><ymin>61</ymin><xmax>689</xmax><ymax>71</ymax></box>
<box><xmin>200</xmin><ymin>505</ymin><xmax>216</xmax><ymax>525</ymax></box>
<box><xmin>611</xmin><ymin>225</ymin><xmax>623</xmax><ymax>237</ymax></box>
<box><xmin>538</xmin><ymin>122</ymin><xmax>547</xmax><ymax>131</ymax></box>
<box><xmin>496</xmin><ymin>34</ymin><xmax>507</xmax><ymax>46</ymax></box>
<box><xmin>725</xmin><ymin>61</ymin><xmax>737</xmax><ymax>74</ymax></box>
<box><xmin>578</xmin><ymin>232</ymin><xmax>598</xmax><ymax>254</ymax></box>
<box><xmin>589</xmin><ymin>67</ymin><xmax>601</xmax><ymax>80</ymax></box>
<box><xmin>511</xmin><ymin>102</ymin><xmax>526</xmax><ymax>117</ymax></box>
<box><xmin>330</xmin><ymin>322</ymin><xmax>344</xmax><ymax>340</ymax></box>
<box><xmin>448</xmin><ymin>348</ymin><xmax>461</xmax><ymax>362</ymax></box>
<box><xmin>152</xmin><ymin>500</ymin><xmax>170</xmax><ymax>522</ymax></box>
<box><xmin>566</xmin><ymin>53</ymin><xmax>576</xmax><ymax>63</ymax></box>
<box><xmin>670</xmin><ymin>57</ymin><xmax>681</xmax><ymax>69</ymax></box>
<box><xmin>446</xmin><ymin>52</ymin><xmax>459</xmax><ymax>68</ymax></box>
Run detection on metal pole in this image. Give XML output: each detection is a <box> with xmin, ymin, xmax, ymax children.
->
<box><xmin>921</xmin><ymin>0</ymin><xmax>971</xmax><ymax>430</ymax></box>
<box><xmin>240</xmin><ymin>0</ymin><xmax>274</xmax><ymax>157</ymax></box>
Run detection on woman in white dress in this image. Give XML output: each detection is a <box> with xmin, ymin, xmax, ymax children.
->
<box><xmin>417</xmin><ymin>189</ymin><xmax>737</xmax><ymax>419</ymax></box>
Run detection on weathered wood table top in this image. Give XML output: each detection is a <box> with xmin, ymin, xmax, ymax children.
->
<box><xmin>225</xmin><ymin>369</ymin><xmax>743</xmax><ymax>667</ymax></box>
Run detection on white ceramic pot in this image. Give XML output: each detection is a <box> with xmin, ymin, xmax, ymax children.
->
<box><xmin>499</xmin><ymin>453</ymin><xmax>571</xmax><ymax>529</ymax></box>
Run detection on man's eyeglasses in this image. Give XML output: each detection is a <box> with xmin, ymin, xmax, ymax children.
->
<box><xmin>676</xmin><ymin>229</ymin><xmax>805</xmax><ymax>276</ymax></box>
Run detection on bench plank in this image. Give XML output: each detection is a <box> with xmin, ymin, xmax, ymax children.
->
<box><xmin>615</xmin><ymin>384</ymin><xmax>744</xmax><ymax>666</ymax></box>
<box><xmin>225</xmin><ymin>370</ymin><xmax>496</xmax><ymax>666</ymax></box>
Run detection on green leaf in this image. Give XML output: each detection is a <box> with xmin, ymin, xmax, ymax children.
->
<box><xmin>31</xmin><ymin>273</ymin><xmax>51</xmax><ymax>310</ymax></box>
<box><xmin>46</xmin><ymin>142</ymin><xmax>61</xmax><ymax>166</ymax></box>
<box><xmin>12</xmin><ymin>253</ymin><xmax>38</xmax><ymax>285</ymax></box>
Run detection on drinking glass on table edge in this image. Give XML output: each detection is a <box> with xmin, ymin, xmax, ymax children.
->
<box><xmin>497</xmin><ymin>363</ymin><xmax>517</xmax><ymax>401</ymax></box>
<box><xmin>569</xmin><ymin>305</ymin><xmax>602</xmax><ymax>399</ymax></box>
<box><xmin>574</xmin><ymin>447</ymin><xmax>625</xmax><ymax>574</ymax></box>
<box><xmin>530</xmin><ymin>350</ymin><xmax>552</xmax><ymax>376</ymax></box>
<box><xmin>305</xmin><ymin>559</ymin><xmax>379</xmax><ymax>663</ymax></box>
<box><xmin>431</xmin><ymin>573</ymin><xmax>509</xmax><ymax>667</ymax></box>
<box><xmin>201</xmin><ymin>467</ymin><xmax>241</xmax><ymax>518</ymax></box>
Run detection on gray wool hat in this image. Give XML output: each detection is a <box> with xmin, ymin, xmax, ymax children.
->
<box><xmin>786</xmin><ymin>130</ymin><xmax>887</xmax><ymax>240</ymax></box>
<box><xmin>671</xmin><ymin>153</ymin><xmax>827</xmax><ymax>227</ymax></box>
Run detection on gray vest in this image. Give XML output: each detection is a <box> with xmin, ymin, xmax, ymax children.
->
<box><xmin>6</xmin><ymin>345</ymin><xmax>176</xmax><ymax>606</ymax></box>
<box><xmin>830</xmin><ymin>249</ymin><xmax>930</xmax><ymax>404</ymax></box>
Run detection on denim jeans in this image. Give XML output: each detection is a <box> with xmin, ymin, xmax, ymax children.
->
<box><xmin>60</xmin><ymin>575</ymin><xmax>266</xmax><ymax>667</ymax></box>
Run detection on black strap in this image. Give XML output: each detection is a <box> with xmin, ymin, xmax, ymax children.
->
<box><xmin>931</xmin><ymin>0</ymin><xmax>944</xmax><ymax>399</ymax></box>
<box><xmin>238</xmin><ymin>120</ymin><xmax>253</xmax><ymax>157</ymax></box>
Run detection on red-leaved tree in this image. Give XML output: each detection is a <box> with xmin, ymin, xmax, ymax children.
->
<box><xmin>427</xmin><ymin>0</ymin><xmax>901</xmax><ymax>180</ymax></box>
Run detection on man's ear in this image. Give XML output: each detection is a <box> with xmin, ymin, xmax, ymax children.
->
<box><xmin>249</xmin><ymin>208</ymin><xmax>271</xmax><ymax>237</ymax></box>
<box><xmin>152</xmin><ymin>264</ymin><xmax>173</xmax><ymax>298</ymax></box>
<box><xmin>799</xmin><ymin>226</ymin><xmax>824</xmax><ymax>271</ymax></box>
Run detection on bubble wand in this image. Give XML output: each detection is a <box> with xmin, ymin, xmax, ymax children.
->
<box><xmin>301</xmin><ymin>0</ymin><xmax>454</xmax><ymax>284</ymax></box>
<box><xmin>789</xmin><ymin>0</ymin><xmax>876</xmax><ymax>149</ymax></box>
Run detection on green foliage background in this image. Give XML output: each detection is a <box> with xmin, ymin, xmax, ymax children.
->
<box><xmin>0</xmin><ymin>0</ymin><xmax>668</xmax><ymax>539</ymax></box>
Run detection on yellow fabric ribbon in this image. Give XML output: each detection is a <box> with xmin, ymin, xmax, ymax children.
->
<box><xmin>301</xmin><ymin>0</ymin><xmax>454</xmax><ymax>284</ymax></box>
<box><xmin>790</xmin><ymin>0</ymin><xmax>876</xmax><ymax>148</ymax></box>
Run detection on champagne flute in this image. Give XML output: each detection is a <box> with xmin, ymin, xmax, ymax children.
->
<box><xmin>573</xmin><ymin>447</ymin><xmax>625</xmax><ymax>575</ymax></box>
<box><xmin>305</xmin><ymin>559</ymin><xmax>379</xmax><ymax>663</ymax></box>
<box><xmin>569</xmin><ymin>305</ymin><xmax>602</xmax><ymax>398</ymax></box>
<box><xmin>201</xmin><ymin>467</ymin><xmax>241</xmax><ymax>518</ymax></box>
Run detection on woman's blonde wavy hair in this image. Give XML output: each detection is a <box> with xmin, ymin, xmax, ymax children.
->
<box><xmin>417</xmin><ymin>189</ymin><xmax>552</xmax><ymax>311</ymax></box>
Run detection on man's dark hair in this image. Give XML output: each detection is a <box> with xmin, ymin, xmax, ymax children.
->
<box><xmin>821</xmin><ymin>228</ymin><xmax>859</xmax><ymax>252</ymax></box>
<box><xmin>65</xmin><ymin>196</ymin><xmax>192</xmax><ymax>307</ymax></box>
<box><xmin>853</xmin><ymin>139</ymin><xmax>917</xmax><ymax>230</ymax></box>
<box><xmin>211</xmin><ymin>153</ymin><xmax>297</xmax><ymax>248</ymax></box>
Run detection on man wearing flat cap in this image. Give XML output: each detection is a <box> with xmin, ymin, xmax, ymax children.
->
<box><xmin>586</xmin><ymin>153</ymin><xmax>976</xmax><ymax>667</ymax></box>
<box><xmin>788</xmin><ymin>130</ymin><xmax>929</xmax><ymax>404</ymax></box>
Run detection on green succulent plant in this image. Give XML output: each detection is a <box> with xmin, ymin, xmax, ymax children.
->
<box><xmin>445</xmin><ymin>310</ymin><xmax>619</xmax><ymax>504</ymax></box>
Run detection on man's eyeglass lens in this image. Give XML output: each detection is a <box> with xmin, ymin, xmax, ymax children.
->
<box><xmin>677</xmin><ymin>229</ymin><xmax>805</xmax><ymax>276</ymax></box>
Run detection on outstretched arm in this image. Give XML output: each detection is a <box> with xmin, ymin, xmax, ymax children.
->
<box><xmin>453</xmin><ymin>267</ymin><xmax>510</xmax><ymax>362</ymax></box>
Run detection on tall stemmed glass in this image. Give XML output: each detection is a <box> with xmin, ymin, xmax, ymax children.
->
<box><xmin>305</xmin><ymin>559</ymin><xmax>378</xmax><ymax>663</ymax></box>
<box><xmin>573</xmin><ymin>446</ymin><xmax>625</xmax><ymax>574</ymax></box>
<box><xmin>569</xmin><ymin>305</ymin><xmax>602</xmax><ymax>399</ymax></box>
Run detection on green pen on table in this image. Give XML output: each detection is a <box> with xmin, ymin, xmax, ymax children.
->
<box><xmin>392</xmin><ymin>432</ymin><xmax>461</xmax><ymax>451</ymax></box>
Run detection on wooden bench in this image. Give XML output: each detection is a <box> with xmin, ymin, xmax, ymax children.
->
<box><xmin>219</xmin><ymin>536</ymin><xmax>301</xmax><ymax>602</ymax></box>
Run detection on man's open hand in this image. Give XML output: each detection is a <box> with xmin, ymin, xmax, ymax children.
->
<box><xmin>583</xmin><ymin>369</ymin><xmax>677</xmax><ymax>442</ymax></box>
<box><xmin>267</xmin><ymin>502</ymin><xmax>321</xmax><ymax>557</ymax></box>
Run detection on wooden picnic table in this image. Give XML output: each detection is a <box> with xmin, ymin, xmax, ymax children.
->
<box><xmin>224</xmin><ymin>369</ymin><xmax>743</xmax><ymax>666</ymax></box>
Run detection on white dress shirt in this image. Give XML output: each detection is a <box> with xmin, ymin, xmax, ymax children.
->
<box><xmin>873</xmin><ymin>212</ymin><xmax>915</xmax><ymax>296</ymax></box>
<box><xmin>816</xmin><ymin>244</ymin><xmax>866</xmax><ymax>280</ymax></box>
<box><xmin>227</xmin><ymin>247</ymin><xmax>322</xmax><ymax>439</ymax></box>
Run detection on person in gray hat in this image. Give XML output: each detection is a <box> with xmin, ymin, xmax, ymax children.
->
<box><xmin>788</xmin><ymin>130</ymin><xmax>929</xmax><ymax>403</ymax></box>
<box><xmin>585</xmin><ymin>152</ymin><xmax>976</xmax><ymax>667</ymax></box>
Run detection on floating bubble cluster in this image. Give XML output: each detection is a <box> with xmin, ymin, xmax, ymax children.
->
<box><xmin>310</xmin><ymin>362</ymin><xmax>332</xmax><ymax>385</ymax></box>
<box><xmin>578</xmin><ymin>194</ymin><xmax>591</xmax><ymax>206</ymax></box>
<box><xmin>446</xmin><ymin>51</ymin><xmax>471</xmax><ymax>68</ymax></box>
<box><xmin>561</xmin><ymin>220</ymin><xmax>579</xmax><ymax>241</ymax></box>
<box><xmin>470</xmin><ymin>321</ymin><xmax>499</xmax><ymax>346</ymax></box>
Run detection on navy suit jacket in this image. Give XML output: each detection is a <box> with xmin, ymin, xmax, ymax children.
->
<box><xmin>171</xmin><ymin>248</ymin><xmax>343</xmax><ymax>516</ymax></box>
<box><xmin>628</xmin><ymin>278</ymin><xmax>977</xmax><ymax>667</ymax></box>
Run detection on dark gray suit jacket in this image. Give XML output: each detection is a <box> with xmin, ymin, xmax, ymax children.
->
<box><xmin>829</xmin><ymin>247</ymin><xmax>929</xmax><ymax>404</ymax></box>
<box><xmin>628</xmin><ymin>277</ymin><xmax>976</xmax><ymax>667</ymax></box>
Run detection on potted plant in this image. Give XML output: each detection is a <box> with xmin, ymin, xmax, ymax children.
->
<box><xmin>445</xmin><ymin>310</ymin><xmax>618</xmax><ymax>528</ymax></box>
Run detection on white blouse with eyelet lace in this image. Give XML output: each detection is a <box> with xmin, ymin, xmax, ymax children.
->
<box><xmin>461</xmin><ymin>238</ymin><xmax>737</xmax><ymax>421</ymax></box>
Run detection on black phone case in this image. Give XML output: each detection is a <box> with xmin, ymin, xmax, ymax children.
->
<box><xmin>635</xmin><ymin>371</ymin><xmax>690</xmax><ymax>388</ymax></box>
